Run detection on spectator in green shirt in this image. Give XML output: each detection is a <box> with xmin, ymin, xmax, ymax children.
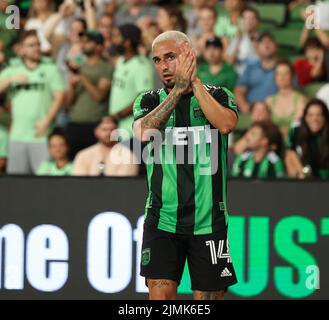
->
<box><xmin>232</xmin><ymin>121</ymin><xmax>285</xmax><ymax>179</ymax></box>
<box><xmin>108</xmin><ymin>24</ymin><xmax>154</xmax><ymax>140</ymax></box>
<box><xmin>197</xmin><ymin>36</ymin><xmax>238</xmax><ymax>91</ymax></box>
<box><xmin>0</xmin><ymin>30</ymin><xmax>65</xmax><ymax>174</ymax></box>
<box><xmin>214</xmin><ymin>0</ymin><xmax>245</xmax><ymax>49</ymax></box>
<box><xmin>37</xmin><ymin>127</ymin><xmax>72</xmax><ymax>176</ymax></box>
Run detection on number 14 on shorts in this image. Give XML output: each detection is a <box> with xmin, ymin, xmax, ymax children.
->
<box><xmin>206</xmin><ymin>239</ymin><xmax>232</xmax><ymax>264</ymax></box>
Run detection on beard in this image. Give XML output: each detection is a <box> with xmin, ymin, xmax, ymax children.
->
<box><xmin>163</xmin><ymin>78</ymin><xmax>175</xmax><ymax>89</ymax></box>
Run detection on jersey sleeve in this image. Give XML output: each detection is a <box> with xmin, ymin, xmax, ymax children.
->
<box><xmin>231</xmin><ymin>154</ymin><xmax>243</xmax><ymax>177</ymax></box>
<box><xmin>286</xmin><ymin>125</ymin><xmax>298</xmax><ymax>150</ymax></box>
<box><xmin>48</xmin><ymin>64</ymin><xmax>65</xmax><ymax>92</ymax></box>
<box><xmin>0</xmin><ymin>66</ymin><xmax>13</xmax><ymax>81</ymax></box>
<box><xmin>274</xmin><ymin>159</ymin><xmax>285</xmax><ymax>178</ymax></box>
<box><xmin>133</xmin><ymin>91</ymin><xmax>160</xmax><ymax>121</ymax></box>
<box><xmin>208</xmin><ymin>86</ymin><xmax>239</xmax><ymax>119</ymax></box>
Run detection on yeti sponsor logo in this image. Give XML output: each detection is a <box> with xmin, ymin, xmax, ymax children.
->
<box><xmin>164</xmin><ymin>125</ymin><xmax>212</xmax><ymax>146</ymax></box>
<box><xmin>193</xmin><ymin>107</ymin><xmax>205</xmax><ymax>119</ymax></box>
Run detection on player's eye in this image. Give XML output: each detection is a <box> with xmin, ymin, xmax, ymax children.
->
<box><xmin>153</xmin><ymin>58</ymin><xmax>160</xmax><ymax>64</ymax></box>
<box><xmin>166</xmin><ymin>55</ymin><xmax>175</xmax><ymax>61</ymax></box>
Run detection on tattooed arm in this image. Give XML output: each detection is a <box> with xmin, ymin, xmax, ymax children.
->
<box><xmin>133</xmin><ymin>88</ymin><xmax>182</xmax><ymax>142</ymax></box>
<box><xmin>133</xmin><ymin>44</ymin><xmax>194</xmax><ymax>142</ymax></box>
<box><xmin>189</xmin><ymin>50</ymin><xmax>238</xmax><ymax>134</ymax></box>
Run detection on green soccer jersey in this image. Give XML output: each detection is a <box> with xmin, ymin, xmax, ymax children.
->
<box><xmin>37</xmin><ymin>160</ymin><xmax>73</xmax><ymax>176</ymax></box>
<box><xmin>109</xmin><ymin>55</ymin><xmax>154</xmax><ymax>138</ymax></box>
<box><xmin>0</xmin><ymin>57</ymin><xmax>65</xmax><ymax>143</ymax></box>
<box><xmin>232</xmin><ymin>151</ymin><xmax>285</xmax><ymax>179</ymax></box>
<box><xmin>197</xmin><ymin>62</ymin><xmax>238</xmax><ymax>91</ymax></box>
<box><xmin>133</xmin><ymin>85</ymin><xmax>238</xmax><ymax>235</ymax></box>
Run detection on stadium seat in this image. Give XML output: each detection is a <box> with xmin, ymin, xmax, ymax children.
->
<box><xmin>301</xmin><ymin>82</ymin><xmax>326</xmax><ymax>98</ymax></box>
<box><xmin>258</xmin><ymin>21</ymin><xmax>277</xmax><ymax>32</ymax></box>
<box><xmin>272</xmin><ymin>28</ymin><xmax>302</xmax><ymax>51</ymax></box>
<box><xmin>277</xmin><ymin>46</ymin><xmax>300</xmax><ymax>58</ymax></box>
<box><xmin>252</xmin><ymin>3</ymin><xmax>287</xmax><ymax>27</ymax></box>
<box><xmin>287</xmin><ymin>3</ymin><xmax>308</xmax><ymax>29</ymax></box>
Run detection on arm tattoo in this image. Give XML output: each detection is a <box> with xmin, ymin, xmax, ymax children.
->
<box><xmin>141</xmin><ymin>88</ymin><xmax>181</xmax><ymax>131</ymax></box>
<box><xmin>149</xmin><ymin>280</ymin><xmax>171</xmax><ymax>289</ymax></box>
<box><xmin>198</xmin><ymin>291</ymin><xmax>225</xmax><ymax>300</ymax></box>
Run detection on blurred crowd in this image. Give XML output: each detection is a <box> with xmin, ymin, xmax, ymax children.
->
<box><xmin>0</xmin><ymin>0</ymin><xmax>328</xmax><ymax>179</ymax></box>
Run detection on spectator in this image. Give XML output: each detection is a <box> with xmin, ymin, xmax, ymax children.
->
<box><xmin>294</xmin><ymin>37</ymin><xmax>327</xmax><ymax>86</ymax></box>
<box><xmin>0</xmin><ymin>124</ymin><xmax>8</xmax><ymax>173</ymax></box>
<box><xmin>115</xmin><ymin>0</ymin><xmax>158</xmax><ymax>26</ymax></box>
<box><xmin>234</xmin><ymin>32</ymin><xmax>278</xmax><ymax>114</ymax></box>
<box><xmin>226</xmin><ymin>6</ymin><xmax>260</xmax><ymax>75</ymax></box>
<box><xmin>197</xmin><ymin>36</ymin><xmax>238</xmax><ymax>91</ymax></box>
<box><xmin>73</xmin><ymin>117</ymin><xmax>139</xmax><ymax>176</ymax></box>
<box><xmin>184</xmin><ymin>0</ymin><xmax>209</xmax><ymax>38</ymax></box>
<box><xmin>25</xmin><ymin>0</ymin><xmax>74</xmax><ymax>54</ymax></box>
<box><xmin>233</xmin><ymin>101</ymin><xmax>272</xmax><ymax>155</ymax></box>
<box><xmin>57</xmin><ymin>18</ymin><xmax>87</xmax><ymax>86</ymax></box>
<box><xmin>300</xmin><ymin>1</ymin><xmax>329</xmax><ymax>49</ymax></box>
<box><xmin>232</xmin><ymin>121</ymin><xmax>285</xmax><ymax>179</ymax></box>
<box><xmin>83</xmin><ymin>2</ymin><xmax>115</xmax><ymax>59</ymax></box>
<box><xmin>266</xmin><ymin>59</ymin><xmax>307</xmax><ymax>138</ymax></box>
<box><xmin>66</xmin><ymin>30</ymin><xmax>112</xmax><ymax>159</ymax></box>
<box><xmin>0</xmin><ymin>30</ymin><xmax>65</xmax><ymax>174</ymax></box>
<box><xmin>316</xmin><ymin>83</ymin><xmax>329</xmax><ymax>109</ymax></box>
<box><xmin>108</xmin><ymin>24</ymin><xmax>154</xmax><ymax>141</ymax></box>
<box><xmin>156</xmin><ymin>5</ymin><xmax>187</xmax><ymax>33</ymax></box>
<box><xmin>214</xmin><ymin>0</ymin><xmax>246</xmax><ymax>49</ymax></box>
<box><xmin>98</xmin><ymin>13</ymin><xmax>115</xmax><ymax>60</ymax></box>
<box><xmin>137</xmin><ymin>17</ymin><xmax>161</xmax><ymax>56</ymax></box>
<box><xmin>37</xmin><ymin>127</ymin><xmax>73</xmax><ymax>175</ymax></box>
<box><xmin>285</xmin><ymin>98</ymin><xmax>329</xmax><ymax>179</ymax></box>
<box><xmin>191</xmin><ymin>7</ymin><xmax>216</xmax><ymax>55</ymax></box>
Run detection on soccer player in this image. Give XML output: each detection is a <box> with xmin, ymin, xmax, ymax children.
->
<box><xmin>133</xmin><ymin>31</ymin><xmax>238</xmax><ymax>300</ymax></box>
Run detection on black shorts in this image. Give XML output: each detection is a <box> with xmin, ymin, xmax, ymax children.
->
<box><xmin>140</xmin><ymin>224</ymin><xmax>238</xmax><ymax>291</ymax></box>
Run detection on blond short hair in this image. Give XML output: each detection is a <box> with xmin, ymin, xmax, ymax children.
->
<box><xmin>152</xmin><ymin>31</ymin><xmax>192</xmax><ymax>51</ymax></box>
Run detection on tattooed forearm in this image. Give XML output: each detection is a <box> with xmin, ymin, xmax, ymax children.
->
<box><xmin>141</xmin><ymin>88</ymin><xmax>182</xmax><ymax>131</ymax></box>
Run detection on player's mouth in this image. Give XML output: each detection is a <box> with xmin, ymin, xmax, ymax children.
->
<box><xmin>163</xmin><ymin>74</ymin><xmax>173</xmax><ymax>81</ymax></box>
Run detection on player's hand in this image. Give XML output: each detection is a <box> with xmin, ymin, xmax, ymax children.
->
<box><xmin>69</xmin><ymin>73</ymin><xmax>81</xmax><ymax>87</ymax></box>
<box><xmin>174</xmin><ymin>42</ymin><xmax>194</xmax><ymax>95</ymax></box>
<box><xmin>190</xmin><ymin>48</ymin><xmax>198</xmax><ymax>85</ymax></box>
<box><xmin>35</xmin><ymin>118</ymin><xmax>50</xmax><ymax>137</ymax></box>
<box><xmin>59</xmin><ymin>2</ymin><xmax>75</xmax><ymax>17</ymax></box>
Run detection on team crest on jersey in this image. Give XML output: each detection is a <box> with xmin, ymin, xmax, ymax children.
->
<box><xmin>141</xmin><ymin>248</ymin><xmax>151</xmax><ymax>266</ymax></box>
<box><xmin>193</xmin><ymin>107</ymin><xmax>205</xmax><ymax>119</ymax></box>
<box><xmin>229</xmin><ymin>97</ymin><xmax>237</xmax><ymax>107</ymax></box>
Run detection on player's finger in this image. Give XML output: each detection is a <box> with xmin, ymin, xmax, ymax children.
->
<box><xmin>178</xmin><ymin>55</ymin><xmax>190</xmax><ymax>74</ymax></box>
